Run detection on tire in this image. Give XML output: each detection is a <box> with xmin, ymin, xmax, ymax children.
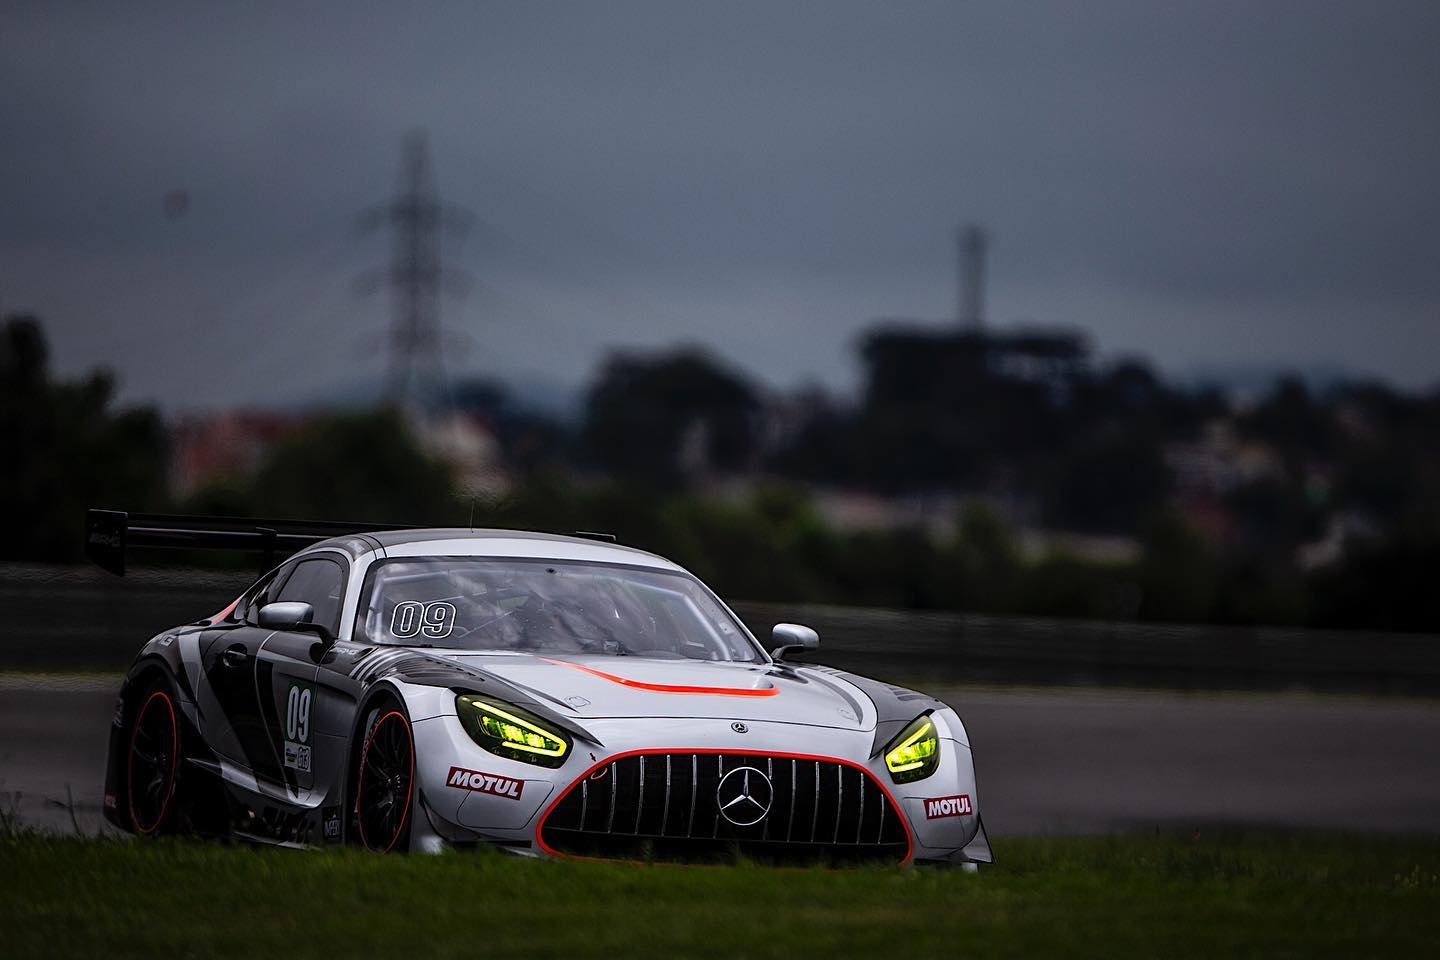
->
<box><xmin>126</xmin><ymin>677</ymin><xmax>182</xmax><ymax>835</ymax></box>
<box><xmin>353</xmin><ymin>698</ymin><xmax>416</xmax><ymax>852</ymax></box>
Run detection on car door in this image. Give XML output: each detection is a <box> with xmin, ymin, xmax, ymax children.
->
<box><xmin>256</xmin><ymin>553</ymin><xmax>347</xmax><ymax>795</ymax></box>
<box><xmin>196</xmin><ymin>565</ymin><xmax>290</xmax><ymax>773</ymax></box>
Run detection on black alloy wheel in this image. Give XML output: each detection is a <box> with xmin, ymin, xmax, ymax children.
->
<box><xmin>128</xmin><ymin>686</ymin><xmax>180</xmax><ymax>834</ymax></box>
<box><xmin>355</xmin><ymin>707</ymin><xmax>415</xmax><ymax>852</ymax></box>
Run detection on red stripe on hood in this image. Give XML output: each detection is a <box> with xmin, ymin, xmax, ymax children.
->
<box><xmin>539</xmin><ymin>657</ymin><xmax>779</xmax><ymax>697</ymax></box>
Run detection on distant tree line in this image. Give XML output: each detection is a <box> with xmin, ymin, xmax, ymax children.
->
<box><xmin>565</xmin><ymin>328</ymin><xmax>1440</xmax><ymax>630</ymax></box>
<box><xmin>7</xmin><ymin>313</ymin><xmax>1440</xmax><ymax>632</ymax></box>
<box><xmin>1</xmin><ymin>315</ymin><xmax>168</xmax><ymax>561</ymax></box>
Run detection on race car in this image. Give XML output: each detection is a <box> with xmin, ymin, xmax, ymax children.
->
<box><xmin>89</xmin><ymin>510</ymin><xmax>992</xmax><ymax>866</ymax></box>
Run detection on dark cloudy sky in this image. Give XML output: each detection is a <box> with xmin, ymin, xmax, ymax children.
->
<box><xmin>3</xmin><ymin>1</ymin><xmax>1438</xmax><ymax>411</ymax></box>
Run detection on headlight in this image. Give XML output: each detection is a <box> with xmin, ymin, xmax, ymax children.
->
<box><xmin>884</xmin><ymin>714</ymin><xmax>940</xmax><ymax>783</ymax></box>
<box><xmin>455</xmin><ymin>694</ymin><xmax>570</xmax><ymax>768</ymax></box>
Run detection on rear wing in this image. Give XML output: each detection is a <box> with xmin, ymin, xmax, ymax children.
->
<box><xmin>84</xmin><ymin>509</ymin><xmax>415</xmax><ymax>576</ymax></box>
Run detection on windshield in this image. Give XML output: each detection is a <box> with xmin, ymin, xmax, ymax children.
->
<box><xmin>356</xmin><ymin>557</ymin><xmax>762</xmax><ymax>662</ymax></box>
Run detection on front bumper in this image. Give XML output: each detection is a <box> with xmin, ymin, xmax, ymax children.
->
<box><xmin>409</xmin><ymin>708</ymin><xmax>988</xmax><ymax>864</ymax></box>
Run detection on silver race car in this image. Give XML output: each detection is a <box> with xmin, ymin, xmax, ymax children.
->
<box><xmin>91</xmin><ymin>510</ymin><xmax>991</xmax><ymax>866</ymax></box>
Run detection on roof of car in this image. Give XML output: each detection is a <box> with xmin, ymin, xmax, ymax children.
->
<box><xmin>317</xmin><ymin>527</ymin><xmax>683</xmax><ymax>571</ymax></box>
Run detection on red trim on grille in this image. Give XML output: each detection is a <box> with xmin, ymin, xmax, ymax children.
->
<box><xmin>539</xmin><ymin>658</ymin><xmax>780</xmax><ymax>698</ymax></box>
<box><xmin>535</xmin><ymin>748</ymin><xmax>913</xmax><ymax>864</ymax></box>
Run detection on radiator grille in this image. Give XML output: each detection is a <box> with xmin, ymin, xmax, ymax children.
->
<box><xmin>539</xmin><ymin>752</ymin><xmax>909</xmax><ymax>864</ymax></box>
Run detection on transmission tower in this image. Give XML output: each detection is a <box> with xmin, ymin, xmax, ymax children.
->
<box><xmin>360</xmin><ymin>132</ymin><xmax>470</xmax><ymax>415</ymax></box>
<box><xmin>957</xmin><ymin>223</ymin><xmax>987</xmax><ymax>329</ymax></box>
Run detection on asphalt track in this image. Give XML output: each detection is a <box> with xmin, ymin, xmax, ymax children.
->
<box><xmin>3</xmin><ymin>677</ymin><xmax>1439</xmax><ymax>837</ymax></box>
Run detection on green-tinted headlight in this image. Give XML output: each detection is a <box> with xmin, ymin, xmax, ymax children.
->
<box><xmin>455</xmin><ymin>695</ymin><xmax>570</xmax><ymax>768</ymax></box>
<box><xmin>884</xmin><ymin>714</ymin><xmax>940</xmax><ymax>783</ymax></box>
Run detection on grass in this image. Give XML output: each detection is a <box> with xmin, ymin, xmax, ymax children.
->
<box><xmin>4</xmin><ymin>831</ymin><xmax>1440</xmax><ymax>958</ymax></box>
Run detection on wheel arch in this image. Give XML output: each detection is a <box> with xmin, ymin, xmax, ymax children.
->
<box><xmin>343</xmin><ymin>680</ymin><xmax>412</xmax><ymax>845</ymax></box>
<box><xmin>345</xmin><ymin>681</ymin><xmax>410</xmax><ymax>767</ymax></box>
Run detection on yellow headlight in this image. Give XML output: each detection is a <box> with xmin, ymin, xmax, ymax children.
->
<box><xmin>457</xmin><ymin>695</ymin><xmax>570</xmax><ymax>767</ymax></box>
<box><xmin>884</xmin><ymin>715</ymin><xmax>940</xmax><ymax>783</ymax></box>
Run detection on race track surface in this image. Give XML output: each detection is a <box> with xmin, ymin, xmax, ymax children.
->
<box><xmin>3</xmin><ymin>678</ymin><xmax>1439</xmax><ymax>837</ymax></box>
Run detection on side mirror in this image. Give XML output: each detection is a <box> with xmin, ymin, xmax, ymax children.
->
<box><xmin>770</xmin><ymin>622</ymin><xmax>819</xmax><ymax>661</ymax></box>
<box><xmin>258</xmin><ymin>601</ymin><xmax>334</xmax><ymax>644</ymax></box>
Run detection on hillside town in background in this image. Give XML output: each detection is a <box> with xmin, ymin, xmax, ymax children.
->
<box><xmin>7</xmin><ymin>260</ymin><xmax>1437</xmax><ymax>633</ymax></box>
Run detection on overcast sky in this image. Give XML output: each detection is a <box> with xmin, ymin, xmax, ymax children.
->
<box><xmin>3</xmin><ymin>1</ymin><xmax>1438</xmax><ymax>412</ymax></box>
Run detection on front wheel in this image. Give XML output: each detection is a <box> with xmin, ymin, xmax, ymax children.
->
<box><xmin>353</xmin><ymin>700</ymin><xmax>415</xmax><ymax>852</ymax></box>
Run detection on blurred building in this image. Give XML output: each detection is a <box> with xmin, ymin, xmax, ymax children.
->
<box><xmin>1164</xmin><ymin>419</ymin><xmax>1284</xmax><ymax>497</ymax></box>
<box><xmin>412</xmin><ymin>410</ymin><xmax>512</xmax><ymax>501</ymax></box>
<box><xmin>1296</xmin><ymin>511</ymin><xmax>1381</xmax><ymax>571</ymax></box>
<box><xmin>170</xmin><ymin>410</ymin><xmax>310</xmax><ymax>498</ymax></box>
<box><xmin>810</xmin><ymin>488</ymin><xmax>966</xmax><ymax>538</ymax></box>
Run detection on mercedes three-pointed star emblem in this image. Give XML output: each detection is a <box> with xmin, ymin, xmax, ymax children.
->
<box><xmin>715</xmin><ymin>765</ymin><xmax>773</xmax><ymax>827</ymax></box>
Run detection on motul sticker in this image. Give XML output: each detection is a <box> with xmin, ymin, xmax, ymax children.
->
<box><xmin>923</xmin><ymin>794</ymin><xmax>972</xmax><ymax>819</ymax></box>
<box><xmin>447</xmin><ymin>765</ymin><xmax>524</xmax><ymax>800</ymax></box>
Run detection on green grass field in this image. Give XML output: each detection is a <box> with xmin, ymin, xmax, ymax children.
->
<box><xmin>4</xmin><ymin>830</ymin><xmax>1439</xmax><ymax>958</ymax></box>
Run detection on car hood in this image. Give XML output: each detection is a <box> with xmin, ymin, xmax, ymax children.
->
<box><xmin>431</xmin><ymin>651</ymin><xmax>878</xmax><ymax>732</ymax></box>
